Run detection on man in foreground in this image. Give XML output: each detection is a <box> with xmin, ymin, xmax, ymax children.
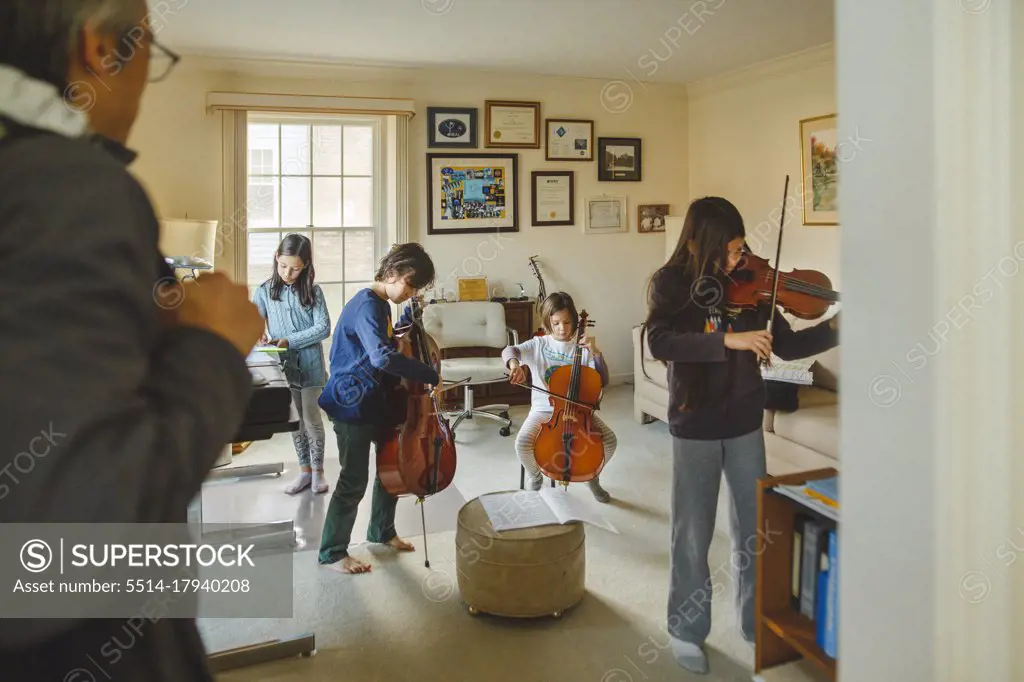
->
<box><xmin>0</xmin><ymin>1</ymin><xmax>264</xmax><ymax>679</ymax></box>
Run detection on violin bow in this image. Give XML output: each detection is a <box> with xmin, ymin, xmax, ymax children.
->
<box><xmin>507</xmin><ymin>379</ymin><xmax>599</xmax><ymax>411</ymax></box>
<box><xmin>760</xmin><ymin>174</ymin><xmax>790</xmax><ymax>369</ymax></box>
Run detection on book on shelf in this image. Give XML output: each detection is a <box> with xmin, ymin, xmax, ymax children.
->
<box><xmin>789</xmin><ymin>514</ymin><xmax>839</xmax><ymax>661</ymax></box>
<box><xmin>479</xmin><ymin>488</ymin><xmax>617</xmax><ymax>534</ymax></box>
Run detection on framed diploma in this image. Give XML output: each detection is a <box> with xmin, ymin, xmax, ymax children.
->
<box><xmin>531</xmin><ymin>171</ymin><xmax>575</xmax><ymax>226</ymax></box>
<box><xmin>545</xmin><ymin>119</ymin><xmax>594</xmax><ymax>161</ymax></box>
<box><xmin>427</xmin><ymin>106</ymin><xmax>477</xmax><ymax>148</ymax></box>
<box><xmin>484</xmin><ymin>100</ymin><xmax>541</xmax><ymax>149</ymax></box>
<box><xmin>426</xmin><ymin>153</ymin><xmax>519</xmax><ymax>235</ymax></box>
<box><xmin>584</xmin><ymin>196</ymin><xmax>627</xmax><ymax>234</ymax></box>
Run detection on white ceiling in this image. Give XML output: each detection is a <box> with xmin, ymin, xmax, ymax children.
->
<box><xmin>156</xmin><ymin>0</ymin><xmax>834</xmax><ymax>84</ymax></box>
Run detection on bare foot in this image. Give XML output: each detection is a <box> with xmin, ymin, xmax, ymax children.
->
<box><xmin>386</xmin><ymin>536</ymin><xmax>415</xmax><ymax>552</ymax></box>
<box><xmin>325</xmin><ymin>556</ymin><xmax>371</xmax><ymax>574</ymax></box>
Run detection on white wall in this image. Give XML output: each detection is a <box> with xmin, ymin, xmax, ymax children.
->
<box><xmin>128</xmin><ymin>58</ymin><xmax>689</xmax><ymax>381</ymax></box>
<box><xmin>686</xmin><ymin>45</ymin><xmax>840</xmax><ymax>289</ymax></box>
<box><xmin>837</xmin><ymin>1</ymin><xmax>935</xmax><ymax>680</ymax></box>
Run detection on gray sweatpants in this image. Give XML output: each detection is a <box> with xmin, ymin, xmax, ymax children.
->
<box><xmin>668</xmin><ymin>427</ymin><xmax>766</xmax><ymax>645</ymax></box>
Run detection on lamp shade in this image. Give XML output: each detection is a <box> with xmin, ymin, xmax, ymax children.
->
<box><xmin>159</xmin><ymin>219</ymin><xmax>218</xmax><ymax>269</ymax></box>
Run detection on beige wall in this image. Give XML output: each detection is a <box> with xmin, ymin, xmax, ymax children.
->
<box><xmin>685</xmin><ymin>45</ymin><xmax>840</xmax><ymax>290</ymax></box>
<box><xmin>128</xmin><ymin>58</ymin><xmax>689</xmax><ymax>382</ymax></box>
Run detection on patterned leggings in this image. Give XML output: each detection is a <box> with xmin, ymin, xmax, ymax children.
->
<box><xmin>290</xmin><ymin>387</ymin><xmax>326</xmax><ymax>470</ymax></box>
<box><xmin>515</xmin><ymin>409</ymin><xmax>618</xmax><ymax>480</ymax></box>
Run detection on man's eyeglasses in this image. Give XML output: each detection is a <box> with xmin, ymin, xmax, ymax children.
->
<box><xmin>147</xmin><ymin>37</ymin><xmax>180</xmax><ymax>83</ymax></box>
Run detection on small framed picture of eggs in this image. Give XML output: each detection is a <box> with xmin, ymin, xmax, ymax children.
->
<box><xmin>426</xmin><ymin>106</ymin><xmax>478</xmax><ymax>148</ymax></box>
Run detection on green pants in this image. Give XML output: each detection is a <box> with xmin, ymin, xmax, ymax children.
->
<box><xmin>318</xmin><ymin>420</ymin><xmax>399</xmax><ymax>564</ymax></box>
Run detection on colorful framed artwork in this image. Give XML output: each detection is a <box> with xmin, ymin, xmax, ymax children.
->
<box><xmin>531</xmin><ymin>170</ymin><xmax>575</xmax><ymax>226</ymax></box>
<box><xmin>638</xmin><ymin>204</ymin><xmax>669</xmax><ymax>233</ymax></box>
<box><xmin>598</xmin><ymin>137</ymin><xmax>642</xmax><ymax>181</ymax></box>
<box><xmin>484</xmin><ymin>100</ymin><xmax>541</xmax><ymax>149</ymax></box>
<box><xmin>426</xmin><ymin>106</ymin><xmax>478</xmax><ymax>148</ymax></box>
<box><xmin>799</xmin><ymin>113</ymin><xmax>839</xmax><ymax>225</ymax></box>
<box><xmin>426</xmin><ymin>153</ymin><xmax>518</xmax><ymax>235</ymax></box>
<box><xmin>545</xmin><ymin>118</ymin><xmax>594</xmax><ymax>161</ymax></box>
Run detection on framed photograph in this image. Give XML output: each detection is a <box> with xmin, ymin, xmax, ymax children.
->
<box><xmin>531</xmin><ymin>170</ymin><xmax>574</xmax><ymax>226</ymax></box>
<box><xmin>426</xmin><ymin>153</ymin><xmax>518</xmax><ymax>235</ymax></box>
<box><xmin>426</xmin><ymin>106</ymin><xmax>477</xmax><ymax>148</ymax></box>
<box><xmin>545</xmin><ymin>118</ymin><xmax>594</xmax><ymax>161</ymax></box>
<box><xmin>799</xmin><ymin>113</ymin><xmax>838</xmax><ymax>225</ymax></box>
<box><xmin>484</xmin><ymin>100</ymin><xmax>541</xmax><ymax>148</ymax></box>
<box><xmin>638</xmin><ymin>204</ymin><xmax>670</xmax><ymax>233</ymax></box>
<box><xmin>598</xmin><ymin>137</ymin><xmax>642</xmax><ymax>181</ymax></box>
<box><xmin>584</xmin><ymin>195</ymin><xmax>627</xmax><ymax>234</ymax></box>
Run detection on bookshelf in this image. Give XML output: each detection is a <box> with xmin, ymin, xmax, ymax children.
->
<box><xmin>754</xmin><ymin>467</ymin><xmax>838</xmax><ymax>681</ymax></box>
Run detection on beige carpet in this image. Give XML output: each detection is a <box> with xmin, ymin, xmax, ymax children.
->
<box><xmin>197</xmin><ymin>386</ymin><xmax>829</xmax><ymax>682</ymax></box>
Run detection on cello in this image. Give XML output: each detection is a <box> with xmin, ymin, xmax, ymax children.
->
<box><xmin>376</xmin><ymin>296</ymin><xmax>458</xmax><ymax>567</ymax></box>
<box><xmin>530</xmin><ymin>310</ymin><xmax>606</xmax><ymax>486</ymax></box>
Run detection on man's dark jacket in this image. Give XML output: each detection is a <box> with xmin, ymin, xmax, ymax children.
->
<box><xmin>0</xmin><ymin>70</ymin><xmax>252</xmax><ymax>681</ymax></box>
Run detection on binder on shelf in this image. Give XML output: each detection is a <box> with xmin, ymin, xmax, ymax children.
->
<box><xmin>799</xmin><ymin>519</ymin><xmax>822</xmax><ymax>619</ymax></box>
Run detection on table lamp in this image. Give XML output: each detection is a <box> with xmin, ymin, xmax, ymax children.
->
<box><xmin>159</xmin><ymin>218</ymin><xmax>218</xmax><ymax>278</ymax></box>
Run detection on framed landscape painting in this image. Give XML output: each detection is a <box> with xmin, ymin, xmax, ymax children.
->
<box><xmin>799</xmin><ymin>113</ymin><xmax>838</xmax><ymax>225</ymax></box>
<box><xmin>426</xmin><ymin>153</ymin><xmax>518</xmax><ymax>235</ymax></box>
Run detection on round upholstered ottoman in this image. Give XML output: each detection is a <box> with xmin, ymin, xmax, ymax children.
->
<box><xmin>455</xmin><ymin>491</ymin><xmax>586</xmax><ymax>619</ymax></box>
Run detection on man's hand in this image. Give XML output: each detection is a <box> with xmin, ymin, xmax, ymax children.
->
<box><xmin>173</xmin><ymin>272</ymin><xmax>264</xmax><ymax>356</ymax></box>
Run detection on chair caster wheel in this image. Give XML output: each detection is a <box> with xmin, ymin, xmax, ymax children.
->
<box><xmin>552</xmin><ymin>611</ymin><xmax>562</xmax><ymax>619</ymax></box>
<box><xmin>499</xmin><ymin>427</ymin><xmax>511</xmax><ymax>437</ymax></box>
<box><xmin>468</xmin><ymin>606</ymin><xmax>479</xmax><ymax>616</ymax></box>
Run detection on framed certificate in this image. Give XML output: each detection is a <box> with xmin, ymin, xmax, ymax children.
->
<box><xmin>531</xmin><ymin>171</ymin><xmax>574</xmax><ymax>226</ymax></box>
<box><xmin>484</xmin><ymin>100</ymin><xmax>541</xmax><ymax>148</ymax></box>
<box><xmin>457</xmin><ymin>277</ymin><xmax>489</xmax><ymax>301</ymax></box>
<box><xmin>545</xmin><ymin>119</ymin><xmax>594</xmax><ymax>161</ymax></box>
<box><xmin>584</xmin><ymin>196</ymin><xmax>627</xmax><ymax>234</ymax></box>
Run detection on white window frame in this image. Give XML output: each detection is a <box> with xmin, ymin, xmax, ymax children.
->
<box><xmin>214</xmin><ymin>94</ymin><xmax>412</xmax><ymax>320</ymax></box>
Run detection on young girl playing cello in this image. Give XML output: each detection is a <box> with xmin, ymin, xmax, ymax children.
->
<box><xmin>502</xmin><ymin>292</ymin><xmax>617</xmax><ymax>503</ymax></box>
<box><xmin>645</xmin><ymin>196</ymin><xmax>838</xmax><ymax>674</ymax></box>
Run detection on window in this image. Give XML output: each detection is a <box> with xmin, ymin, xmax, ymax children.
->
<box><xmin>244</xmin><ymin>113</ymin><xmax>383</xmax><ymax>318</ymax></box>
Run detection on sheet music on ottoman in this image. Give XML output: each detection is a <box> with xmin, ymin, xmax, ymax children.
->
<box><xmin>480</xmin><ymin>489</ymin><xmax>618</xmax><ymax>534</ymax></box>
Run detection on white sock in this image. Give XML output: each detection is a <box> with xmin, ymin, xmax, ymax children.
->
<box><xmin>526</xmin><ymin>472</ymin><xmax>543</xmax><ymax>491</ymax></box>
<box><xmin>312</xmin><ymin>470</ymin><xmax>329</xmax><ymax>494</ymax></box>
<box><xmin>671</xmin><ymin>638</ymin><xmax>709</xmax><ymax>675</ymax></box>
<box><xmin>285</xmin><ymin>471</ymin><xmax>312</xmax><ymax>495</ymax></box>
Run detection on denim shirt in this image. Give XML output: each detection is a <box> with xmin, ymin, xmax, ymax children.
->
<box><xmin>253</xmin><ymin>281</ymin><xmax>331</xmax><ymax>388</ymax></box>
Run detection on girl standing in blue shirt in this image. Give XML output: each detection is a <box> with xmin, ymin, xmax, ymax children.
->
<box><xmin>253</xmin><ymin>234</ymin><xmax>331</xmax><ymax>495</ymax></box>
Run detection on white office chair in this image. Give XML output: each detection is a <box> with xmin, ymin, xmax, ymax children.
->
<box><xmin>421</xmin><ymin>302</ymin><xmax>516</xmax><ymax>437</ymax></box>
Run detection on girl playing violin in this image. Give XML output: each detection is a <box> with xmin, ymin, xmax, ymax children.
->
<box><xmin>644</xmin><ymin>196</ymin><xmax>838</xmax><ymax>674</ymax></box>
<box><xmin>502</xmin><ymin>292</ymin><xmax>618</xmax><ymax>503</ymax></box>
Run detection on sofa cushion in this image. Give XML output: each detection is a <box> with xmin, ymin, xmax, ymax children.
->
<box><xmin>637</xmin><ymin>330</ymin><xmax>668</xmax><ymax>389</ymax></box>
<box><xmin>770</xmin><ymin>403</ymin><xmax>838</xmax><ymax>460</ymax></box>
<box><xmin>763</xmin><ymin>386</ymin><xmax>836</xmax><ymax>433</ymax></box>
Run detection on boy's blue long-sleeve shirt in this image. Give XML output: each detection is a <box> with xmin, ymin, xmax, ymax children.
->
<box><xmin>318</xmin><ymin>289</ymin><xmax>440</xmax><ymax>425</ymax></box>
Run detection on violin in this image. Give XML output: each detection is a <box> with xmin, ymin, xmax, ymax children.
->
<box><xmin>727</xmin><ymin>252</ymin><xmax>839</xmax><ymax>320</ymax></box>
<box><xmin>726</xmin><ymin>174</ymin><xmax>840</xmax><ymax>322</ymax></box>
<box><xmin>376</xmin><ymin>296</ymin><xmax>457</xmax><ymax>568</ymax></box>
<box><xmin>531</xmin><ymin>311</ymin><xmax>605</xmax><ymax>486</ymax></box>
